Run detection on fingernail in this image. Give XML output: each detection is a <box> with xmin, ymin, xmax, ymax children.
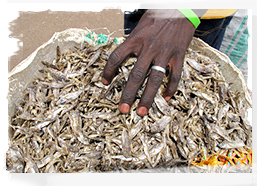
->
<box><xmin>137</xmin><ymin>107</ymin><xmax>148</xmax><ymax>116</ymax></box>
<box><xmin>102</xmin><ymin>77</ymin><xmax>109</xmax><ymax>85</ymax></box>
<box><xmin>119</xmin><ymin>103</ymin><xmax>130</xmax><ymax>114</ymax></box>
<box><xmin>164</xmin><ymin>96</ymin><xmax>171</xmax><ymax>101</ymax></box>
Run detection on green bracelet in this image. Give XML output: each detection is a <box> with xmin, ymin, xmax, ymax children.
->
<box><xmin>177</xmin><ymin>9</ymin><xmax>201</xmax><ymax>29</ymax></box>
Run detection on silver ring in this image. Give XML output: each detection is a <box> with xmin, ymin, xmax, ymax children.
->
<box><xmin>151</xmin><ymin>65</ymin><xmax>166</xmax><ymax>74</ymax></box>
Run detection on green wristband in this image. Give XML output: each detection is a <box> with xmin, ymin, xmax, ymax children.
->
<box><xmin>177</xmin><ymin>9</ymin><xmax>201</xmax><ymax>29</ymax></box>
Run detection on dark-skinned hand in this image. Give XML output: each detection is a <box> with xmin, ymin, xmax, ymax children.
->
<box><xmin>102</xmin><ymin>9</ymin><xmax>198</xmax><ymax>116</ymax></box>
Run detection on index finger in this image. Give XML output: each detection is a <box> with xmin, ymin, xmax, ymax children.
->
<box><xmin>102</xmin><ymin>40</ymin><xmax>135</xmax><ymax>85</ymax></box>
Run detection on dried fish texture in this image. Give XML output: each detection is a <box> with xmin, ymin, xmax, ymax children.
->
<box><xmin>7</xmin><ymin>36</ymin><xmax>252</xmax><ymax>173</ymax></box>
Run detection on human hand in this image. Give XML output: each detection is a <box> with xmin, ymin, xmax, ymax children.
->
<box><xmin>102</xmin><ymin>9</ymin><xmax>196</xmax><ymax>116</ymax></box>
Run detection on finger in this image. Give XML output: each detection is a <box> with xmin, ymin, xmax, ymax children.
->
<box><xmin>119</xmin><ymin>54</ymin><xmax>153</xmax><ymax>114</ymax></box>
<box><xmin>163</xmin><ymin>52</ymin><xmax>185</xmax><ymax>101</ymax></box>
<box><xmin>102</xmin><ymin>39</ymin><xmax>136</xmax><ymax>85</ymax></box>
<box><xmin>137</xmin><ymin>64</ymin><xmax>165</xmax><ymax>116</ymax></box>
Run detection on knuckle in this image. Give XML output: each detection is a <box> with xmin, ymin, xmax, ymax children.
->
<box><xmin>150</xmin><ymin>74</ymin><xmax>164</xmax><ymax>88</ymax></box>
<box><xmin>172</xmin><ymin>47</ymin><xmax>185</xmax><ymax>59</ymax></box>
<box><xmin>129</xmin><ymin>29</ymin><xmax>143</xmax><ymax>42</ymax></box>
<box><xmin>148</xmin><ymin>43</ymin><xmax>155</xmax><ymax>50</ymax></box>
<box><xmin>163</xmin><ymin>42</ymin><xmax>173</xmax><ymax>49</ymax></box>
<box><xmin>172</xmin><ymin>47</ymin><xmax>180</xmax><ymax>55</ymax></box>
<box><xmin>148</xmin><ymin>38</ymin><xmax>159</xmax><ymax>50</ymax></box>
<box><xmin>121</xmin><ymin>91</ymin><xmax>135</xmax><ymax>103</ymax></box>
<box><xmin>161</xmin><ymin>43</ymin><xmax>173</xmax><ymax>54</ymax></box>
<box><xmin>109</xmin><ymin>50</ymin><xmax>121</xmax><ymax>65</ymax></box>
<box><xmin>129</xmin><ymin>66</ymin><xmax>145</xmax><ymax>83</ymax></box>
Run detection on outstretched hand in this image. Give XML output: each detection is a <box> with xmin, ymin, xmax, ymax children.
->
<box><xmin>102</xmin><ymin>9</ymin><xmax>196</xmax><ymax>116</ymax></box>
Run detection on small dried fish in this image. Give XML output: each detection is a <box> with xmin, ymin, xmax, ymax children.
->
<box><xmin>154</xmin><ymin>94</ymin><xmax>172</xmax><ymax>115</ymax></box>
<box><xmin>150</xmin><ymin>115</ymin><xmax>174</xmax><ymax>133</ymax></box>
<box><xmin>219</xmin><ymin>140</ymin><xmax>246</xmax><ymax>149</ymax></box>
<box><xmin>122</xmin><ymin>128</ymin><xmax>131</xmax><ymax>157</ymax></box>
<box><xmin>129</xmin><ymin>120</ymin><xmax>143</xmax><ymax>139</ymax></box>
<box><xmin>7</xmin><ymin>35</ymin><xmax>252</xmax><ymax>173</ymax></box>
<box><xmin>44</xmin><ymin>67</ymin><xmax>67</xmax><ymax>81</ymax></box>
<box><xmin>57</xmin><ymin>90</ymin><xmax>83</xmax><ymax>105</ymax></box>
<box><xmin>69</xmin><ymin>110</ymin><xmax>88</xmax><ymax>145</ymax></box>
<box><xmin>186</xmin><ymin>58</ymin><xmax>212</xmax><ymax>74</ymax></box>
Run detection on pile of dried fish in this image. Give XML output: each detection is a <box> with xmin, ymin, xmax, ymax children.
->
<box><xmin>6</xmin><ymin>38</ymin><xmax>252</xmax><ymax>173</ymax></box>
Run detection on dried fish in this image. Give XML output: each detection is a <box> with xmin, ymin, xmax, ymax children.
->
<box><xmin>150</xmin><ymin>115</ymin><xmax>174</xmax><ymax>133</ymax></box>
<box><xmin>7</xmin><ymin>35</ymin><xmax>252</xmax><ymax>173</ymax></box>
<box><xmin>186</xmin><ymin>58</ymin><xmax>212</xmax><ymax>74</ymax></box>
<box><xmin>122</xmin><ymin>128</ymin><xmax>131</xmax><ymax>157</ymax></box>
<box><xmin>57</xmin><ymin>90</ymin><xmax>83</xmax><ymax>105</ymax></box>
<box><xmin>69</xmin><ymin>110</ymin><xmax>88</xmax><ymax>145</ymax></box>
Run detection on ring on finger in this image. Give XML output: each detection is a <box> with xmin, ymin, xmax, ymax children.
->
<box><xmin>151</xmin><ymin>65</ymin><xmax>166</xmax><ymax>74</ymax></box>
